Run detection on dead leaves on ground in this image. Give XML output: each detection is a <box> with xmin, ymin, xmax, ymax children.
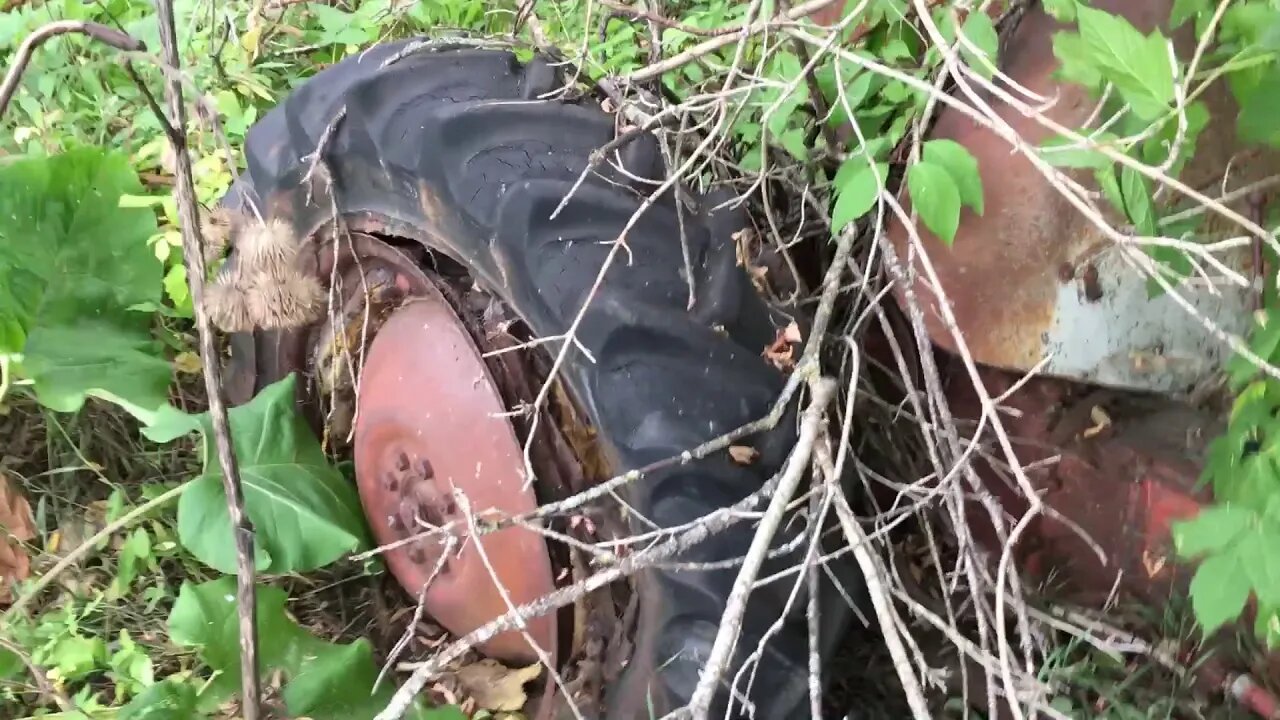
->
<box><xmin>0</xmin><ymin>472</ymin><xmax>36</xmax><ymax>605</ymax></box>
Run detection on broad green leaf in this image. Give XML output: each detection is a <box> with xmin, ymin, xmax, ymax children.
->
<box><xmin>22</xmin><ymin>322</ymin><xmax>172</xmax><ymax>423</ymax></box>
<box><xmin>922</xmin><ymin>139</ymin><xmax>984</xmax><ymax>215</ymax></box>
<box><xmin>1172</xmin><ymin>505</ymin><xmax>1253</xmax><ymax>558</ymax></box>
<box><xmin>283</xmin><ymin>638</ymin><xmax>460</xmax><ymax>720</ymax></box>
<box><xmin>0</xmin><ymin>148</ymin><xmax>167</xmax><ymax>420</ymax></box>
<box><xmin>0</xmin><ymin>646</ymin><xmax>22</xmax><ymax>681</ymax></box>
<box><xmin>168</xmin><ymin>578</ymin><xmax>289</xmax><ymax>659</ymax></box>
<box><xmin>170</xmin><ymin>578</ymin><xmax>448</xmax><ymax>719</ymax></box>
<box><xmin>119</xmin><ymin>679</ymin><xmax>204</xmax><ymax>719</ymax></box>
<box><xmin>906</xmin><ymin>161</ymin><xmax>963</xmax><ymax>245</ymax></box>
<box><xmin>960</xmin><ymin>12</ymin><xmax>999</xmax><ymax>78</ymax></box>
<box><xmin>1075</xmin><ymin>5</ymin><xmax>1176</xmax><ymax>120</ymax></box>
<box><xmin>1120</xmin><ymin>167</ymin><xmax>1156</xmax><ymax>235</ymax></box>
<box><xmin>1235</xmin><ymin>71</ymin><xmax>1280</xmax><ymax>149</ymax></box>
<box><xmin>174</xmin><ymin>374</ymin><xmax>370</xmax><ymax>574</ymax></box>
<box><xmin>831</xmin><ymin>161</ymin><xmax>887</xmax><ymax>233</ymax></box>
<box><xmin>1189</xmin><ymin>550</ymin><xmax>1252</xmax><ymax>634</ymax></box>
<box><xmin>1239</xmin><ymin>529</ymin><xmax>1280</xmax><ymax>605</ymax></box>
<box><xmin>1170</xmin><ymin>0</ymin><xmax>1209</xmax><ymax>28</ymax></box>
<box><xmin>169</xmin><ymin>578</ymin><xmax>313</xmax><ymax>704</ymax></box>
<box><xmin>1222</xmin><ymin>2</ymin><xmax>1280</xmax><ymax>46</ymax></box>
<box><xmin>1094</xmin><ymin>166</ymin><xmax>1126</xmax><ymax>218</ymax></box>
<box><xmin>1052</xmin><ymin>32</ymin><xmax>1103</xmax><ymax>89</ymax></box>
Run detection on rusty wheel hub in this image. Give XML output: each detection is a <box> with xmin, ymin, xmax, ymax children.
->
<box><xmin>353</xmin><ymin>270</ymin><xmax>557</xmax><ymax>664</ymax></box>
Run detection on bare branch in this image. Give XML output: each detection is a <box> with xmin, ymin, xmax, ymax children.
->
<box><xmin>0</xmin><ymin>21</ymin><xmax>143</xmax><ymax>120</ymax></box>
<box><xmin>152</xmin><ymin>0</ymin><xmax>261</xmax><ymax>716</ymax></box>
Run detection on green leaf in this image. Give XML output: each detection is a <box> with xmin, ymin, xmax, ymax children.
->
<box><xmin>1052</xmin><ymin>32</ymin><xmax>1103</xmax><ymax>89</ymax></box>
<box><xmin>119</xmin><ymin>679</ymin><xmax>203</xmax><ymax>719</ymax></box>
<box><xmin>170</xmin><ymin>578</ymin><xmax>449</xmax><ymax>719</ymax></box>
<box><xmin>1120</xmin><ymin>167</ymin><xmax>1156</xmax><ymax>235</ymax></box>
<box><xmin>1075</xmin><ymin>5</ymin><xmax>1176</xmax><ymax>120</ymax></box>
<box><xmin>1172</xmin><ymin>505</ymin><xmax>1254</xmax><ymax>558</ymax></box>
<box><xmin>169</xmin><ymin>577</ymin><xmax>305</xmax><ymax>701</ymax></box>
<box><xmin>1094</xmin><ymin>166</ymin><xmax>1126</xmax><ymax>217</ymax></box>
<box><xmin>0</xmin><ymin>646</ymin><xmax>22</xmax><ymax>681</ymax></box>
<box><xmin>831</xmin><ymin>161</ymin><xmax>887</xmax><ymax>233</ymax></box>
<box><xmin>307</xmin><ymin>3</ymin><xmax>376</xmax><ymax>46</ymax></box>
<box><xmin>1239</xmin><ymin>528</ymin><xmax>1280</xmax><ymax>606</ymax></box>
<box><xmin>922</xmin><ymin>139</ymin><xmax>984</xmax><ymax>215</ymax></box>
<box><xmin>45</xmin><ymin>635</ymin><xmax>106</xmax><ymax>680</ymax></box>
<box><xmin>0</xmin><ymin>148</ymin><xmax>167</xmax><ymax>420</ymax></box>
<box><xmin>906</xmin><ymin>161</ymin><xmax>963</xmax><ymax>245</ymax></box>
<box><xmin>174</xmin><ymin>374</ymin><xmax>370</xmax><ymax>574</ymax></box>
<box><xmin>1235</xmin><ymin>71</ymin><xmax>1280</xmax><ymax>149</ymax></box>
<box><xmin>1189</xmin><ymin>550</ymin><xmax>1253</xmax><ymax>635</ymax></box>
<box><xmin>283</xmin><ymin>638</ymin><xmax>457</xmax><ymax>720</ymax></box>
<box><xmin>959</xmin><ymin>12</ymin><xmax>999</xmax><ymax>78</ymax></box>
<box><xmin>110</xmin><ymin>527</ymin><xmax>154</xmax><ymax>598</ymax></box>
<box><xmin>1170</xmin><ymin>0</ymin><xmax>1209</xmax><ymax>28</ymax></box>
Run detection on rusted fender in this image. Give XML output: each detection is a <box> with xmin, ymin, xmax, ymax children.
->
<box><xmin>884</xmin><ymin>1</ymin><xmax>1273</xmax><ymax>394</ymax></box>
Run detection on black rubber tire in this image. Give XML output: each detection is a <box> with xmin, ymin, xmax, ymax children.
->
<box><xmin>218</xmin><ymin>40</ymin><xmax>858</xmax><ymax>719</ymax></box>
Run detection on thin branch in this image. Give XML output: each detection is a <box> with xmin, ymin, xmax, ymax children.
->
<box><xmin>682</xmin><ymin>375</ymin><xmax>835</xmax><ymax>719</ymax></box>
<box><xmin>0</xmin><ymin>21</ymin><xmax>143</xmax><ymax>120</ymax></box>
<box><xmin>152</xmin><ymin>0</ymin><xmax>261</xmax><ymax>717</ymax></box>
<box><xmin>375</xmin><ymin>464</ymin><xmax>792</xmax><ymax>720</ymax></box>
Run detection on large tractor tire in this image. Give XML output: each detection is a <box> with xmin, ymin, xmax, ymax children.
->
<box><xmin>213</xmin><ymin>40</ymin><xmax>858</xmax><ymax>718</ymax></box>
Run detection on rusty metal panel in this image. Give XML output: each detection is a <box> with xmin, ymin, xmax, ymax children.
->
<box><xmin>884</xmin><ymin>3</ymin><xmax>1269</xmax><ymax>394</ymax></box>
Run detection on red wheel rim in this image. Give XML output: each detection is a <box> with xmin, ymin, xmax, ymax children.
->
<box><xmin>353</xmin><ymin>286</ymin><xmax>557</xmax><ymax>664</ymax></box>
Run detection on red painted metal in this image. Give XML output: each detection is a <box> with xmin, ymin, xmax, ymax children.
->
<box><xmin>353</xmin><ymin>290</ymin><xmax>557</xmax><ymax>665</ymax></box>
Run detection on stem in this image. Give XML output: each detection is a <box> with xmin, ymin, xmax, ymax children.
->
<box><xmin>0</xmin><ymin>21</ymin><xmax>143</xmax><ymax>121</ymax></box>
<box><xmin>151</xmin><ymin>1</ymin><xmax>261</xmax><ymax>717</ymax></box>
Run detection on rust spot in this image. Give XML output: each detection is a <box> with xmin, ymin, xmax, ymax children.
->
<box><xmin>884</xmin><ymin>1</ymin><xmax>1280</xmax><ymax>377</ymax></box>
<box><xmin>1057</xmin><ymin>262</ymin><xmax>1075</xmax><ymax>283</ymax></box>
<box><xmin>1082</xmin><ymin>263</ymin><xmax>1103</xmax><ymax>303</ymax></box>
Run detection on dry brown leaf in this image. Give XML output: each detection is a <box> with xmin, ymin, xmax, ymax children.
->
<box><xmin>728</xmin><ymin>445</ymin><xmax>760</xmax><ymax>465</ymax></box>
<box><xmin>0</xmin><ymin>472</ymin><xmax>36</xmax><ymax>605</ymax></box>
<box><xmin>762</xmin><ymin>327</ymin><xmax>797</xmax><ymax>371</ymax></box>
<box><xmin>455</xmin><ymin>659</ymin><xmax>543</xmax><ymax>712</ymax></box>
